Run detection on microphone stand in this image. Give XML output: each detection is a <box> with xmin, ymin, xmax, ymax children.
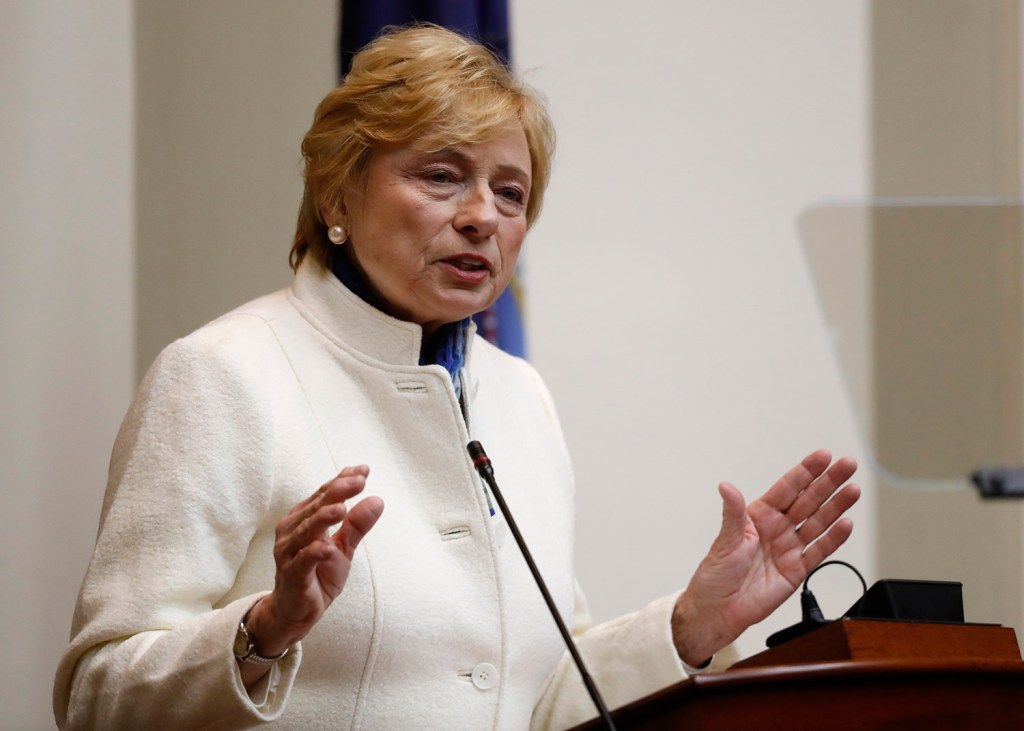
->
<box><xmin>468</xmin><ymin>441</ymin><xmax>617</xmax><ymax>731</ymax></box>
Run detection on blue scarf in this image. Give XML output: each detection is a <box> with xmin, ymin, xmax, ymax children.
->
<box><xmin>330</xmin><ymin>253</ymin><xmax>471</xmax><ymax>398</ymax></box>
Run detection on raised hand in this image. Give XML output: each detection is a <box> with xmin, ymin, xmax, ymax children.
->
<box><xmin>671</xmin><ymin>450</ymin><xmax>860</xmax><ymax>666</ymax></box>
<box><xmin>242</xmin><ymin>466</ymin><xmax>384</xmax><ymax>666</ymax></box>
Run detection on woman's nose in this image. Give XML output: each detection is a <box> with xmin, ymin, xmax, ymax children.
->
<box><xmin>453</xmin><ymin>183</ymin><xmax>499</xmax><ymax>240</ymax></box>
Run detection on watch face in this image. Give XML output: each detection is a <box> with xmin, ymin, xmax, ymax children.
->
<box><xmin>233</xmin><ymin>622</ymin><xmax>251</xmax><ymax>658</ymax></box>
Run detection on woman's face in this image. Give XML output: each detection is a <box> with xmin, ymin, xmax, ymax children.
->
<box><xmin>337</xmin><ymin>126</ymin><xmax>532</xmax><ymax>337</ymax></box>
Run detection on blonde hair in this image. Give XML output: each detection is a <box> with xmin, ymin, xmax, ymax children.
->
<box><xmin>290</xmin><ymin>24</ymin><xmax>556</xmax><ymax>269</ymax></box>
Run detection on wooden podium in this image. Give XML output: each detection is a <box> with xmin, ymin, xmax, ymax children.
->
<box><xmin>570</xmin><ymin>620</ymin><xmax>1024</xmax><ymax>730</ymax></box>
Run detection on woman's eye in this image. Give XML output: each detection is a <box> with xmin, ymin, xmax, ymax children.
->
<box><xmin>498</xmin><ymin>187</ymin><xmax>525</xmax><ymax>204</ymax></box>
<box><xmin>426</xmin><ymin>169</ymin><xmax>455</xmax><ymax>184</ymax></box>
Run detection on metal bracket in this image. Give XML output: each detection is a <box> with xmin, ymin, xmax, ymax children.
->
<box><xmin>971</xmin><ymin>467</ymin><xmax>1024</xmax><ymax>498</ymax></box>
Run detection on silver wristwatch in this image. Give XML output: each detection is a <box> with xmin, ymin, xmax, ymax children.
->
<box><xmin>233</xmin><ymin>613</ymin><xmax>289</xmax><ymax>665</ymax></box>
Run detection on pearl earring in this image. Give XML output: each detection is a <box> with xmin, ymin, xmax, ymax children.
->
<box><xmin>327</xmin><ymin>224</ymin><xmax>348</xmax><ymax>245</ymax></box>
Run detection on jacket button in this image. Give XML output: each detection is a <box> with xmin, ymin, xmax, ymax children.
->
<box><xmin>471</xmin><ymin>662</ymin><xmax>498</xmax><ymax>690</ymax></box>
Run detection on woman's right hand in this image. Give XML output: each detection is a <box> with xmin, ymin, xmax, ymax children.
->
<box><xmin>242</xmin><ymin>466</ymin><xmax>384</xmax><ymax>667</ymax></box>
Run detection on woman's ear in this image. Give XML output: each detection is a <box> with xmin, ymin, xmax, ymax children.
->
<box><xmin>320</xmin><ymin>195</ymin><xmax>347</xmax><ymax>228</ymax></box>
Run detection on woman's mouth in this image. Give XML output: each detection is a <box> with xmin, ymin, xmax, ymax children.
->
<box><xmin>440</xmin><ymin>256</ymin><xmax>491</xmax><ymax>282</ymax></box>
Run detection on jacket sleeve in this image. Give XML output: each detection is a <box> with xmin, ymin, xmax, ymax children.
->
<box><xmin>53</xmin><ymin>327</ymin><xmax>302</xmax><ymax>730</ymax></box>
<box><xmin>530</xmin><ymin>583</ymin><xmax>689</xmax><ymax>731</ymax></box>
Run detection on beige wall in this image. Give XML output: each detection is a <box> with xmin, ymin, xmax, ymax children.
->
<box><xmin>512</xmin><ymin>1</ymin><xmax>874</xmax><ymax>655</ymax></box>
<box><xmin>135</xmin><ymin>0</ymin><xmax>337</xmax><ymax>375</ymax></box>
<box><xmin>871</xmin><ymin>0</ymin><xmax>1024</xmax><ymax>640</ymax></box>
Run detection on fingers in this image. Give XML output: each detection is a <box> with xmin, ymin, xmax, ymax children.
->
<box><xmin>785</xmin><ymin>456</ymin><xmax>858</xmax><ymax>526</ymax></box>
<box><xmin>332</xmin><ymin>495</ymin><xmax>385</xmax><ymax>558</ymax></box>
<box><xmin>748</xmin><ymin>450</ymin><xmax>861</xmax><ymax>570</ymax></box>
<box><xmin>275</xmin><ymin>466</ymin><xmax>372</xmax><ymax>565</ymax></box>
<box><xmin>759</xmin><ymin>449</ymin><xmax>834</xmax><ymax>513</ymax></box>
<box><xmin>794</xmin><ymin>481</ymin><xmax>861</xmax><ymax>545</ymax></box>
<box><xmin>801</xmin><ymin>516</ymin><xmax>855</xmax><ymax>570</ymax></box>
<box><xmin>712</xmin><ymin>481</ymin><xmax>748</xmax><ymax>550</ymax></box>
<box><xmin>758</xmin><ymin>452</ymin><xmax>858</xmax><ymax>533</ymax></box>
<box><xmin>784</xmin><ymin>457</ymin><xmax>860</xmax><ymax>572</ymax></box>
<box><xmin>277</xmin><ymin>466</ymin><xmax>370</xmax><ymax>537</ymax></box>
<box><xmin>284</xmin><ymin>495</ymin><xmax>385</xmax><ymax>578</ymax></box>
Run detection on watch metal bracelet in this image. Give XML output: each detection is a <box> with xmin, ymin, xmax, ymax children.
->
<box><xmin>234</xmin><ymin>615</ymin><xmax>289</xmax><ymax>665</ymax></box>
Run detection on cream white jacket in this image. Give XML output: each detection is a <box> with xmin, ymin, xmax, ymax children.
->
<box><xmin>54</xmin><ymin>261</ymin><xmax>687</xmax><ymax>730</ymax></box>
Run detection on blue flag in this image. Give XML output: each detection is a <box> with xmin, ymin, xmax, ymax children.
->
<box><xmin>341</xmin><ymin>1</ymin><xmax>510</xmax><ymax>72</ymax></box>
<box><xmin>339</xmin><ymin>0</ymin><xmax>527</xmax><ymax>358</ymax></box>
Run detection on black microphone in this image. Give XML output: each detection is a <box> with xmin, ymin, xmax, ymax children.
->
<box><xmin>467</xmin><ymin>441</ymin><xmax>617</xmax><ymax>731</ymax></box>
<box><xmin>765</xmin><ymin>560</ymin><xmax>866</xmax><ymax>648</ymax></box>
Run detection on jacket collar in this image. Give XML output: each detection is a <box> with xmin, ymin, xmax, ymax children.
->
<box><xmin>288</xmin><ymin>258</ymin><xmax>478</xmax><ymax>369</ymax></box>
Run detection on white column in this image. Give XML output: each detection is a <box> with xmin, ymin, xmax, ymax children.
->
<box><xmin>0</xmin><ymin>1</ymin><xmax>135</xmax><ymax>727</ymax></box>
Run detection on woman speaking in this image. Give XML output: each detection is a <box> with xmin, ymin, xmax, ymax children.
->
<box><xmin>54</xmin><ymin>24</ymin><xmax>860</xmax><ymax>730</ymax></box>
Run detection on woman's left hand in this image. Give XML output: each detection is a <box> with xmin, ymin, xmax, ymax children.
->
<box><xmin>671</xmin><ymin>450</ymin><xmax>861</xmax><ymax>666</ymax></box>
